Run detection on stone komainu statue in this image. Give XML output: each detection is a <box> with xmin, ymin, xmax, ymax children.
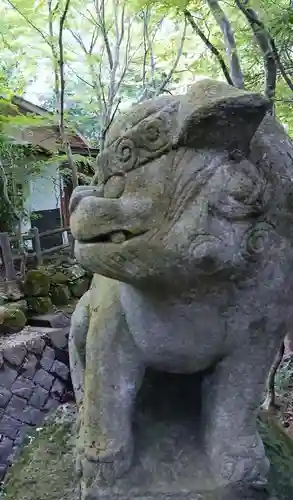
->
<box><xmin>69</xmin><ymin>80</ymin><xmax>293</xmax><ymax>499</ymax></box>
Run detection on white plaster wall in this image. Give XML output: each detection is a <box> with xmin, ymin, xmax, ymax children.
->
<box><xmin>30</xmin><ymin>162</ymin><xmax>61</xmax><ymax>212</ymax></box>
<box><xmin>21</xmin><ymin>162</ymin><xmax>61</xmax><ymax>242</ymax></box>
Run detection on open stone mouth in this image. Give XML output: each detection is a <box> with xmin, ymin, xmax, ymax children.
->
<box><xmin>79</xmin><ymin>229</ymin><xmax>146</xmax><ymax>244</ymax></box>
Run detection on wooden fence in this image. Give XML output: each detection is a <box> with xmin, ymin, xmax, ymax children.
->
<box><xmin>0</xmin><ymin>227</ymin><xmax>73</xmax><ymax>281</ymax></box>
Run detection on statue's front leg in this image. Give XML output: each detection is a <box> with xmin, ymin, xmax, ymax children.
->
<box><xmin>80</xmin><ymin>284</ymin><xmax>144</xmax><ymax>495</ymax></box>
<box><xmin>202</xmin><ymin>337</ymin><xmax>281</xmax><ymax>498</ymax></box>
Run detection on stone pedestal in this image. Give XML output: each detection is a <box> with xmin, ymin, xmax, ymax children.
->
<box><xmin>83</xmin><ymin>371</ymin><xmax>272</xmax><ymax>500</ymax></box>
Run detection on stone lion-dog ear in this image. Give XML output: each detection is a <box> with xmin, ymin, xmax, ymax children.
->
<box><xmin>173</xmin><ymin>79</ymin><xmax>270</xmax><ymax>153</ymax></box>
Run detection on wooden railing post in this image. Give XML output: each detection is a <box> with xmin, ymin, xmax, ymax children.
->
<box><xmin>31</xmin><ymin>227</ymin><xmax>43</xmax><ymax>266</ymax></box>
<box><xmin>0</xmin><ymin>232</ymin><xmax>17</xmax><ymax>280</ymax></box>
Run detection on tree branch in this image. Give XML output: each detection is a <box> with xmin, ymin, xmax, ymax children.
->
<box><xmin>58</xmin><ymin>0</ymin><xmax>78</xmax><ymax>188</ymax></box>
<box><xmin>184</xmin><ymin>10</ymin><xmax>234</xmax><ymax>86</ymax></box>
<box><xmin>206</xmin><ymin>0</ymin><xmax>244</xmax><ymax>88</ymax></box>
<box><xmin>95</xmin><ymin>0</ymin><xmax>113</xmax><ymax>70</ymax></box>
<box><xmin>157</xmin><ymin>17</ymin><xmax>187</xmax><ymax>94</ymax></box>
<box><xmin>234</xmin><ymin>0</ymin><xmax>276</xmax><ymax>108</ymax></box>
<box><xmin>6</xmin><ymin>0</ymin><xmax>49</xmax><ymax>44</ymax></box>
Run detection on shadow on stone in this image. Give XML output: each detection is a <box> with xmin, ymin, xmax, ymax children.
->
<box><xmin>3</xmin><ymin>371</ymin><xmax>293</xmax><ymax>500</ymax></box>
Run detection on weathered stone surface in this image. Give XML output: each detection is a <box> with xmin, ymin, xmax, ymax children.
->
<box><xmin>6</xmin><ymin>395</ymin><xmax>27</xmax><ymax>418</ymax></box>
<box><xmin>43</xmin><ymin>397</ymin><xmax>59</xmax><ymax>412</ymax></box>
<box><xmin>69</xmin><ymin>277</ymin><xmax>90</xmax><ymax>298</ymax></box>
<box><xmin>0</xmin><ymin>365</ymin><xmax>18</xmax><ymax>389</ymax></box>
<box><xmin>50</xmin><ymin>359</ymin><xmax>69</xmax><ymax>380</ymax></box>
<box><xmin>21</xmin><ymin>353</ymin><xmax>38</xmax><ymax>379</ymax></box>
<box><xmin>40</xmin><ymin>345</ymin><xmax>55</xmax><ymax>371</ymax></box>
<box><xmin>50</xmin><ymin>283</ymin><xmax>71</xmax><ymax>306</ymax></box>
<box><xmin>3</xmin><ymin>402</ymin><xmax>293</xmax><ymax>500</ymax></box>
<box><xmin>69</xmin><ymin>79</ymin><xmax>293</xmax><ymax>499</ymax></box>
<box><xmin>33</xmin><ymin>369</ymin><xmax>54</xmax><ymax>391</ymax></box>
<box><xmin>11</xmin><ymin>377</ymin><xmax>35</xmax><ymax>400</ymax></box>
<box><xmin>62</xmin><ymin>263</ymin><xmax>87</xmax><ymax>281</ymax></box>
<box><xmin>3</xmin><ymin>345</ymin><xmax>26</xmax><ymax>367</ymax></box>
<box><xmin>29</xmin><ymin>312</ymin><xmax>71</xmax><ymax>329</ymax></box>
<box><xmin>0</xmin><ymin>437</ymin><xmax>14</xmax><ymax>462</ymax></box>
<box><xmin>0</xmin><ymin>281</ymin><xmax>23</xmax><ymax>302</ymax></box>
<box><xmin>29</xmin><ymin>386</ymin><xmax>48</xmax><ymax>409</ymax></box>
<box><xmin>0</xmin><ymin>464</ymin><xmax>7</xmax><ymax>481</ymax></box>
<box><xmin>50</xmin><ymin>270</ymin><xmax>68</xmax><ymax>284</ymax></box>
<box><xmin>0</xmin><ymin>415</ymin><xmax>22</xmax><ymax>439</ymax></box>
<box><xmin>23</xmin><ymin>269</ymin><xmax>50</xmax><ymax>297</ymax></box>
<box><xmin>20</xmin><ymin>406</ymin><xmax>43</xmax><ymax>426</ymax></box>
<box><xmin>47</xmin><ymin>327</ymin><xmax>69</xmax><ymax>349</ymax></box>
<box><xmin>0</xmin><ymin>307</ymin><xmax>27</xmax><ymax>335</ymax></box>
<box><xmin>5</xmin><ymin>300</ymin><xmax>28</xmax><ymax>313</ymax></box>
<box><xmin>14</xmin><ymin>425</ymin><xmax>33</xmax><ymax>447</ymax></box>
<box><xmin>27</xmin><ymin>296</ymin><xmax>53</xmax><ymax>315</ymax></box>
<box><xmin>50</xmin><ymin>378</ymin><xmax>64</xmax><ymax>399</ymax></box>
<box><xmin>0</xmin><ymin>388</ymin><xmax>11</xmax><ymax>408</ymax></box>
<box><xmin>26</xmin><ymin>337</ymin><xmax>45</xmax><ymax>355</ymax></box>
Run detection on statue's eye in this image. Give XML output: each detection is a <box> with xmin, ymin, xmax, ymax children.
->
<box><xmin>208</xmin><ymin>160</ymin><xmax>267</xmax><ymax>220</ymax></box>
<box><xmin>144</xmin><ymin>122</ymin><xmax>160</xmax><ymax>142</ymax></box>
<box><xmin>225</xmin><ymin>164</ymin><xmax>259</xmax><ymax>204</ymax></box>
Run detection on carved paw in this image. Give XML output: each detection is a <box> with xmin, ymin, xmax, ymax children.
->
<box><xmin>207</xmin><ymin>433</ymin><xmax>269</xmax><ymax>487</ymax></box>
<box><xmin>81</xmin><ymin>437</ymin><xmax>134</xmax><ymax>489</ymax></box>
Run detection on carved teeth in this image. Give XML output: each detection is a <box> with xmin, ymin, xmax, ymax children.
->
<box><xmin>110</xmin><ymin>231</ymin><xmax>127</xmax><ymax>243</ymax></box>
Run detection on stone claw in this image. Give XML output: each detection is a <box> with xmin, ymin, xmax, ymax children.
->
<box><xmin>81</xmin><ymin>437</ymin><xmax>134</xmax><ymax>490</ymax></box>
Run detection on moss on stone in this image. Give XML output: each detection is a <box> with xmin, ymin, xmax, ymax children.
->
<box><xmin>0</xmin><ymin>306</ymin><xmax>27</xmax><ymax>334</ymax></box>
<box><xmin>50</xmin><ymin>271</ymin><xmax>69</xmax><ymax>285</ymax></box>
<box><xmin>3</xmin><ymin>408</ymin><xmax>293</xmax><ymax>500</ymax></box>
<box><xmin>27</xmin><ymin>296</ymin><xmax>53</xmax><ymax>314</ymax></box>
<box><xmin>50</xmin><ymin>284</ymin><xmax>71</xmax><ymax>306</ymax></box>
<box><xmin>1</xmin><ymin>420</ymin><xmax>78</xmax><ymax>500</ymax></box>
<box><xmin>259</xmin><ymin>411</ymin><xmax>293</xmax><ymax>498</ymax></box>
<box><xmin>69</xmin><ymin>277</ymin><xmax>90</xmax><ymax>298</ymax></box>
<box><xmin>23</xmin><ymin>270</ymin><xmax>51</xmax><ymax>297</ymax></box>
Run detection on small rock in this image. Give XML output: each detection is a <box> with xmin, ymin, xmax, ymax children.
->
<box><xmin>0</xmin><ymin>464</ymin><xmax>7</xmax><ymax>481</ymax></box>
<box><xmin>47</xmin><ymin>328</ymin><xmax>69</xmax><ymax>349</ymax></box>
<box><xmin>50</xmin><ymin>283</ymin><xmax>71</xmax><ymax>306</ymax></box>
<box><xmin>0</xmin><ymin>415</ymin><xmax>22</xmax><ymax>439</ymax></box>
<box><xmin>33</xmin><ymin>369</ymin><xmax>54</xmax><ymax>391</ymax></box>
<box><xmin>6</xmin><ymin>395</ymin><xmax>27</xmax><ymax>417</ymax></box>
<box><xmin>50</xmin><ymin>271</ymin><xmax>68</xmax><ymax>284</ymax></box>
<box><xmin>27</xmin><ymin>296</ymin><xmax>53</xmax><ymax>315</ymax></box>
<box><xmin>26</xmin><ymin>338</ymin><xmax>45</xmax><ymax>355</ymax></box>
<box><xmin>20</xmin><ymin>406</ymin><xmax>44</xmax><ymax>426</ymax></box>
<box><xmin>6</xmin><ymin>299</ymin><xmax>28</xmax><ymax>313</ymax></box>
<box><xmin>0</xmin><ymin>365</ymin><xmax>18</xmax><ymax>390</ymax></box>
<box><xmin>21</xmin><ymin>352</ymin><xmax>39</xmax><ymax>378</ymax></box>
<box><xmin>0</xmin><ymin>388</ymin><xmax>12</xmax><ymax>408</ymax></box>
<box><xmin>0</xmin><ymin>437</ymin><xmax>14</xmax><ymax>461</ymax></box>
<box><xmin>23</xmin><ymin>269</ymin><xmax>50</xmax><ymax>297</ymax></box>
<box><xmin>40</xmin><ymin>346</ymin><xmax>55</xmax><ymax>371</ymax></box>
<box><xmin>0</xmin><ymin>306</ymin><xmax>27</xmax><ymax>335</ymax></box>
<box><xmin>29</xmin><ymin>386</ymin><xmax>49</xmax><ymax>409</ymax></box>
<box><xmin>50</xmin><ymin>360</ymin><xmax>69</xmax><ymax>380</ymax></box>
<box><xmin>11</xmin><ymin>376</ymin><xmax>35</xmax><ymax>400</ymax></box>
<box><xmin>29</xmin><ymin>312</ymin><xmax>70</xmax><ymax>328</ymax></box>
<box><xmin>50</xmin><ymin>378</ymin><xmax>64</xmax><ymax>398</ymax></box>
<box><xmin>3</xmin><ymin>345</ymin><xmax>27</xmax><ymax>367</ymax></box>
<box><xmin>69</xmin><ymin>277</ymin><xmax>90</xmax><ymax>298</ymax></box>
<box><xmin>43</xmin><ymin>397</ymin><xmax>59</xmax><ymax>413</ymax></box>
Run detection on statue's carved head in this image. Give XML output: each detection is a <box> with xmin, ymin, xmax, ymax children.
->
<box><xmin>70</xmin><ymin>79</ymin><xmax>293</xmax><ymax>291</ymax></box>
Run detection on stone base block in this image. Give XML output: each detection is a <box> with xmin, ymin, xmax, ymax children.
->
<box><xmin>82</xmin><ymin>371</ymin><xmax>273</xmax><ymax>500</ymax></box>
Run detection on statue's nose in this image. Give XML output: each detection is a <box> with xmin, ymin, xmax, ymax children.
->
<box><xmin>69</xmin><ymin>185</ymin><xmax>104</xmax><ymax>215</ymax></box>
